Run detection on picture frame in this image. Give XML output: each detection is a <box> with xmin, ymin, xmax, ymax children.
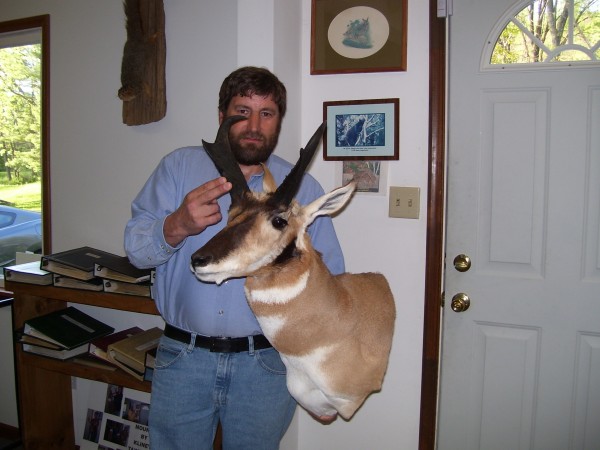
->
<box><xmin>311</xmin><ymin>0</ymin><xmax>407</xmax><ymax>75</ymax></box>
<box><xmin>336</xmin><ymin>161</ymin><xmax>389</xmax><ymax>196</ymax></box>
<box><xmin>323</xmin><ymin>98</ymin><xmax>399</xmax><ymax>161</ymax></box>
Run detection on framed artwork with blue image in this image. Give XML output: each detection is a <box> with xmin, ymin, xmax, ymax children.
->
<box><xmin>323</xmin><ymin>98</ymin><xmax>399</xmax><ymax>161</ymax></box>
<box><xmin>311</xmin><ymin>0</ymin><xmax>407</xmax><ymax>74</ymax></box>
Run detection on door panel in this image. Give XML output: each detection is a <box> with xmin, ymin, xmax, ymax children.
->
<box><xmin>438</xmin><ymin>1</ymin><xmax>600</xmax><ymax>448</ymax></box>
<box><xmin>474</xmin><ymin>323</ymin><xmax>539</xmax><ymax>450</ymax></box>
<box><xmin>478</xmin><ymin>88</ymin><xmax>548</xmax><ymax>277</ymax></box>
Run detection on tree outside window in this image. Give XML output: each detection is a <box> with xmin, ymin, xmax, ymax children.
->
<box><xmin>1</xmin><ymin>44</ymin><xmax>41</xmax><ymax>193</ymax></box>
<box><xmin>491</xmin><ymin>0</ymin><xmax>600</xmax><ymax>65</ymax></box>
<box><xmin>0</xmin><ymin>41</ymin><xmax>43</xmax><ymax>268</ymax></box>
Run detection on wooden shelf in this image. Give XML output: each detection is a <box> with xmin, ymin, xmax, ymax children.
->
<box><xmin>6</xmin><ymin>282</ymin><xmax>159</xmax><ymax>315</ymax></box>
<box><xmin>6</xmin><ymin>281</ymin><xmax>159</xmax><ymax>449</ymax></box>
<box><xmin>20</xmin><ymin>352</ymin><xmax>151</xmax><ymax>393</ymax></box>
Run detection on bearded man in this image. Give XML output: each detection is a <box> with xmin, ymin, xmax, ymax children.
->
<box><xmin>125</xmin><ymin>66</ymin><xmax>344</xmax><ymax>450</ymax></box>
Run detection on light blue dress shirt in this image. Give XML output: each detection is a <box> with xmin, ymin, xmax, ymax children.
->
<box><xmin>124</xmin><ymin>146</ymin><xmax>345</xmax><ymax>338</ymax></box>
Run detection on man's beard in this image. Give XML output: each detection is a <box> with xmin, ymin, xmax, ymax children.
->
<box><xmin>229</xmin><ymin>129</ymin><xmax>280</xmax><ymax>166</ymax></box>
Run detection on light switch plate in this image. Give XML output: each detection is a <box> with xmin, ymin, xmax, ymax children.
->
<box><xmin>389</xmin><ymin>186</ymin><xmax>420</xmax><ymax>219</ymax></box>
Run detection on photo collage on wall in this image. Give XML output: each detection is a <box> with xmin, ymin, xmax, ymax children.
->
<box><xmin>80</xmin><ymin>383</ymin><xmax>151</xmax><ymax>450</ymax></box>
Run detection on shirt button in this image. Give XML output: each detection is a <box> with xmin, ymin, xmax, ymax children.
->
<box><xmin>218</xmin><ymin>310</ymin><xmax>224</xmax><ymax>315</ymax></box>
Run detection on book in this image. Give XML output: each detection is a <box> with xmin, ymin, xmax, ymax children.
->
<box><xmin>144</xmin><ymin>367</ymin><xmax>154</xmax><ymax>382</ymax></box>
<box><xmin>144</xmin><ymin>346</ymin><xmax>157</xmax><ymax>370</ymax></box>
<box><xmin>107</xmin><ymin>327</ymin><xmax>163</xmax><ymax>380</ymax></box>
<box><xmin>143</xmin><ymin>347</ymin><xmax>157</xmax><ymax>381</ymax></box>
<box><xmin>22</xmin><ymin>342</ymin><xmax>89</xmax><ymax>360</ymax></box>
<box><xmin>15</xmin><ymin>328</ymin><xmax>63</xmax><ymax>350</ymax></box>
<box><xmin>93</xmin><ymin>256</ymin><xmax>152</xmax><ymax>284</ymax></box>
<box><xmin>3</xmin><ymin>261</ymin><xmax>53</xmax><ymax>285</ymax></box>
<box><xmin>72</xmin><ymin>354</ymin><xmax>118</xmax><ymax>371</ymax></box>
<box><xmin>16</xmin><ymin>328</ymin><xmax>88</xmax><ymax>360</ymax></box>
<box><xmin>40</xmin><ymin>246</ymin><xmax>123</xmax><ymax>281</ymax></box>
<box><xmin>53</xmin><ymin>274</ymin><xmax>104</xmax><ymax>291</ymax></box>
<box><xmin>102</xmin><ymin>279</ymin><xmax>151</xmax><ymax>297</ymax></box>
<box><xmin>109</xmin><ymin>356</ymin><xmax>146</xmax><ymax>380</ymax></box>
<box><xmin>88</xmin><ymin>327</ymin><xmax>143</xmax><ymax>362</ymax></box>
<box><xmin>24</xmin><ymin>306</ymin><xmax>114</xmax><ymax>350</ymax></box>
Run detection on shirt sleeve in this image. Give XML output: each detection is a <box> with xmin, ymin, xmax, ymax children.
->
<box><xmin>124</xmin><ymin>155</ymin><xmax>184</xmax><ymax>269</ymax></box>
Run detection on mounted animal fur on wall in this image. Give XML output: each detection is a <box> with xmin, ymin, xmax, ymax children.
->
<box><xmin>192</xmin><ymin>116</ymin><xmax>396</xmax><ymax>421</ymax></box>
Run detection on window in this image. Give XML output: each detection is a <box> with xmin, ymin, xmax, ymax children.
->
<box><xmin>485</xmin><ymin>0</ymin><xmax>600</xmax><ymax>68</ymax></box>
<box><xmin>0</xmin><ymin>16</ymin><xmax>50</xmax><ymax>278</ymax></box>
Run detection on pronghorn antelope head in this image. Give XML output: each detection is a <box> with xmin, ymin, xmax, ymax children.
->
<box><xmin>191</xmin><ymin>116</ymin><xmax>395</xmax><ymax>421</ymax></box>
<box><xmin>191</xmin><ymin>115</ymin><xmax>354</xmax><ymax>285</ymax></box>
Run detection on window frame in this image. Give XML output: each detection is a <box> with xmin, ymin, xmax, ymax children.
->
<box><xmin>481</xmin><ymin>0</ymin><xmax>600</xmax><ymax>71</ymax></box>
<box><xmin>0</xmin><ymin>15</ymin><xmax>51</xmax><ymax>283</ymax></box>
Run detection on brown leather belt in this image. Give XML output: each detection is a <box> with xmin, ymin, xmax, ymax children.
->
<box><xmin>164</xmin><ymin>324</ymin><xmax>272</xmax><ymax>353</ymax></box>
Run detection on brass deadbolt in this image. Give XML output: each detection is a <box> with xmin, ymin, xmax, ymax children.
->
<box><xmin>453</xmin><ymin>254</ymin><xmax>471</xmax><ymax>272</ymax></box>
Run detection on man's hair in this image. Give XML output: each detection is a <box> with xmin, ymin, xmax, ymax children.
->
<box><xmin>218</xmin><ymin>66</ymin><xmax>287</xmax><ymax>118</ymax></box>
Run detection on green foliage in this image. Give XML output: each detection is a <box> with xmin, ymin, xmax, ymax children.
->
<box><xmin>491</xmin><ymin>0</ymin><xmax>600</xmax><ymax>64</ymax></box>
<box><xmin>0</xmin><ymin>44</ymin><xmax>41</xmax><ymax>183</ymax></box>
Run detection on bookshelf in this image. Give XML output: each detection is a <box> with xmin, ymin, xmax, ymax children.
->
<box><xmin>6</xmin><ymin>281</ymin><xmax>159</xmax><ymax>449</ymax></box>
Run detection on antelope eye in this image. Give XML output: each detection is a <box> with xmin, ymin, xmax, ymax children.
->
<box><xmin>271</xmin><ymin>216</ymin><xmax>288</xmax><ymax>230</ymax></box>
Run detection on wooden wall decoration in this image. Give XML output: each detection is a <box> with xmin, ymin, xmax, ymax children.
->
<box><xmin>118</xmin><ymin>0</ymin><xmax>166</xmax><ymax>125</ymax></box>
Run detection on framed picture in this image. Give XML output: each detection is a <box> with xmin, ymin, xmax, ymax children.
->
<box><xmin>323</xmin><ymin>98</ymin><xmax>399</xmax><ymax>161</ymax></box>
<box><xmin>336</xmin><ymin>161</ymin><xmax>389</xmax><ymax>196</ymax></box>
<box><xmin>311</xmin><ymin>0</ymin><xmax>407</xmax><ymax>75</ymax></box>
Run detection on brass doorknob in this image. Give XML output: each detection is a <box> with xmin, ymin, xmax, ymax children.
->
<box><xmin>451</xmin><ymin>293</ymin><xmax>470</xmax><ymax>312</ymax></box>
<box><xmin>453</xmin><ymin>254</ymin><xmax>471</xmax><ymax>272</ymax></box>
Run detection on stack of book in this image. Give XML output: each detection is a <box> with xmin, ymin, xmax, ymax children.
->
<box><xmin>16</xmin><ymin>306</ymin><xmax>115</xmax><ymax>360</ymax></box>
<box><xmin>5</xmin><ymin>246</ymin><xmax>154</xmax><ymax>297</ymax></box>
<box><xmin>106</xmin><ymin>327</ymin><xmax>163</xmax><ymax>381</ymax></box>
<box><xmin>16</xmin><ymin>306</ymin><xmax>164</xmax><ymax>380</ymax></box>
<box><xmin>88</xmin><ymin>326</ymin><xmax>144</xmax><ymax>363</ymax></box>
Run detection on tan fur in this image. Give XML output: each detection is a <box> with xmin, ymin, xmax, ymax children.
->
<box><xmin>192</xmin><ymin>167</ymin><xmax>396</xmax><ymax>420</ymax></box>
<box><xmin>246</xmin><ymin>245</ymin><xmax>395</xmax><ymax>419</ymax></box>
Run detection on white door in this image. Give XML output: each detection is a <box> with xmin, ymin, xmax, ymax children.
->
<box><xmin>438</xmin><ymin>1</ymin><xmax>600</xmax><ymax>449</ymax></box>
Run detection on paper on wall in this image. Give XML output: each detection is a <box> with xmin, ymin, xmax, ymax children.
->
<box><xmin>79</xmin><ymin>382</ymin><xmax>151</xmax><ymax>450</ymax></box>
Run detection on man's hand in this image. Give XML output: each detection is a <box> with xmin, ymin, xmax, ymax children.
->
<box><xmin>163</xmin><ymin>177</ymin><xmax>232</xmax><ymax>247</ymax></box>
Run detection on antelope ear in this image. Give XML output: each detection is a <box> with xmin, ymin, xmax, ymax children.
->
<box><xmin>302</xmin><ymin>182</ymin><xmax>356</xmax><ymax>226</ymax></box>
<box><xmin>261</xmin><ymin>164</ymin><xmax>277</xmax><ymax>193</ymax></box>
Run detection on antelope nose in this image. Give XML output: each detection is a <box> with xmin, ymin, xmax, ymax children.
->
<box><xmin>191</xmin><ymin>254</ymin><xmax>212</xmax><ymax>268</ymax></box>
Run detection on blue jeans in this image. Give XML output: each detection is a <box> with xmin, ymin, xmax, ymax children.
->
<box><xmin>148</xmin><ymin>334</ymin><xmax>297</xmax><ymax>450</ymax></box>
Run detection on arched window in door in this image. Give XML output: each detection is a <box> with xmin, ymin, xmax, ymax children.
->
<box><xmin>484</xmin><ymin>0</ymin><xmax>600</xmax><ymax>69</ymax></box>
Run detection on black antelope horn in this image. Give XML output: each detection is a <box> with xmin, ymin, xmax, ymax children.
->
<box><xmin>271</xmin><ymin>121</ymin><xmax>327</xmax><ymax>207</ymax></box>
<box><xmin>202</xmin><ymin>115</ymin><xmax>249</xmax><ymax>204</ymax></box>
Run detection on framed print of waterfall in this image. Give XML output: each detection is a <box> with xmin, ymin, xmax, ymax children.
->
<box><xmin>311</xmin><ymin>0</ymin><xmax>407</xmax><ymax>74</ymax></box>
<box><xmin>323</xmin><ymin>98</ymin><xmax>399</xmax><ymax>161</ymax></box>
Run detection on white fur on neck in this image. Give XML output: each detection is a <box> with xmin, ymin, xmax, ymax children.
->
<box><xmin>281</xmin><ymin>345</ymin><xmax>339</xmax><ymax>416</ymax></box>
<box><xmin>256</xmin><ymin>315</ymin><xmax>286</xmax><ymax>337</ymax></box>
<box><xmin>246</xmin><ymin>271</ymin><xmax>309</xmax><ymax>304</ymax></box>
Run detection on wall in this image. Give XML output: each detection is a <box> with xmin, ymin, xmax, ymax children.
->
<box><xmin>0</xmin><ymin>305</ymin><xmax>17</xmax><ymax>427</ymax></box>
<box><xmin>298</xmin><ymin>2</ymin><xmax>428</xmax><ymax>448</ymax></box>
<box><xmin>0</xmin><ymin>1</ymin><xmax>428</xmax><ymax>448</ymax></box>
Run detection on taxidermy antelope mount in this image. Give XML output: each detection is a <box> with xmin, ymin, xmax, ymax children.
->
<box><xmin>191</xmin><ymin>116</ymin><xmax>396</xmax><ymax>420</ymax></box>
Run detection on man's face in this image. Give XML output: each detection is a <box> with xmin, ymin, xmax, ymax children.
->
<box><xmin>219</xmin><ymin>94</ymin><xmax>282</xmax><ymax>166</ymax></box>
